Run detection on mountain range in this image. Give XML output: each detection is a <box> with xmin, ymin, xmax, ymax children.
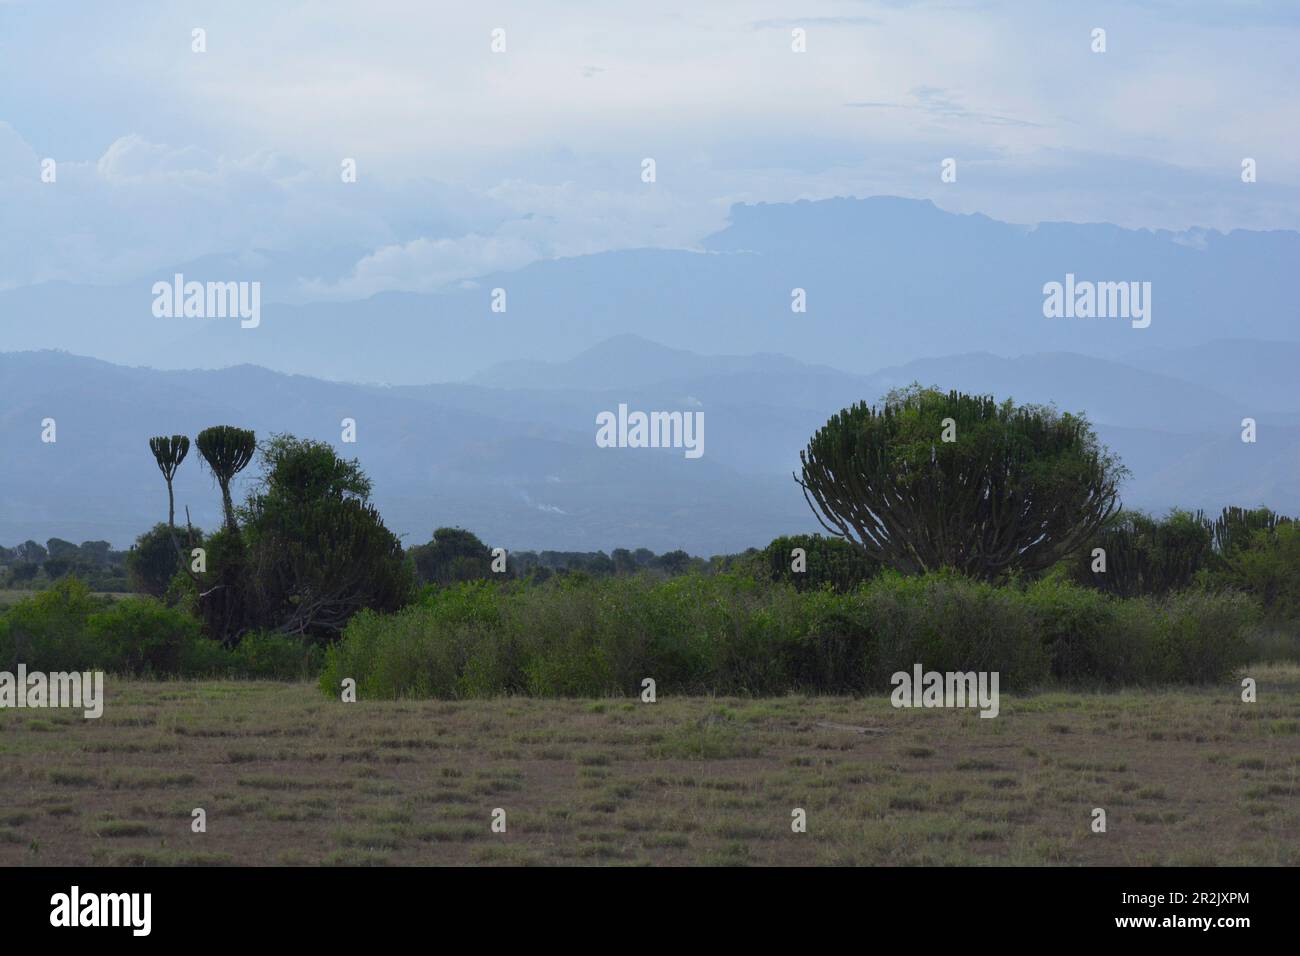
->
<box><xmin>3</xmin><ymin>196</ymin><xmax>1299</xmax><ymax>385</ymax></box>
<box><xmin>2</xmin><ymin>334</ymin><xmax>1296</xmax><ymax>553</ymax></box>
<box><xmin>3</xmin><ymin>196</ymin><xmax>1296</xmax><ymax>552</ymax></box>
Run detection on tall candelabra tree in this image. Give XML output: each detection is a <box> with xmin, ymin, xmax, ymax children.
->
<box><xmin>196</xmin><ymin>426</ymin><xmax>257</xmax><ymax>533</ymax></box>
<box><xmin>794</xmin><ymin>385</ymin><xmax>1124</xmax><ymax>581</ymax></box>
<box><xmin>148</xmin><ymin>434</ymin><xmax>190</xmax><ymax>530</ymax></box>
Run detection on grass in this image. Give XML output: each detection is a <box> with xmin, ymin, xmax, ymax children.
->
<box><xmin>0</xmin><ymin>666</ymin><xmax>1297</xmax><ymax>866</ymax></box>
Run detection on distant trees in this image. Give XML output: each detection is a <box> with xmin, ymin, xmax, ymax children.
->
<box><xmin>1067</xmin><ymin>505</ymin><xmax>1299</xmax><ymax>617</ymax></box>
<box><xmin>127</xmin><ymin>523</ymin><xmax>203</xmax><ymax>599</ymax></box>
<box><xmin>796</xmin><ymin>386</ymin><xmax>1124</xmax><ymax>580</ymax></box>
<box><xmin>1070</xmin><ymin>510</ymin><xmax>1212</xmax><ymax>597</ymax></box>
<box><xmin>0</xmin><ymin>538</ymin><xmax>128</xmax><ymax>592</ymax></box>
<box><xmin>14</xmin><ymin>540</ymin><xmax>47</xmax><ymax>564</ymax></box>
<box><xmin>508</xmin><ymin>547</ymin><xmax>706</xmax><ymax>580</ymax></box>
<box><xmin>46</xmin><ymin>538</ymin><xmax>79</xmax><ymax>561</ymax></box>
<box><xmin>1211</xmin><ymin>505</ymin><xmax>1292</xmax><ymax>556</ymax></box>
<box><xmin>760</xmin><ymin>534</ymin><xmax>881</xmax><ymax>592</ymax></box>
<box><xmin>409</xmin><ymin>527</ymin><xmax>494</xmax><ymax>586</ymax></box>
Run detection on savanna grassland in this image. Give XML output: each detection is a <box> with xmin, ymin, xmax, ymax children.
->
<box><xmin>2</xmin><ymin>667</ymin><xmax>1297</xmax><ymax>867</ymax></box>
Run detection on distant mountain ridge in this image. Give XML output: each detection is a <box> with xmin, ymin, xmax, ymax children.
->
<box><xmin>3</xmin><ymin>336</ymin><xmax>1296</xmax><ymax>552</ymax></box>
<box><xmin>3</xmin><ymin>196</ymin><xmax>1298</xmax><ymax>385</ymax></box>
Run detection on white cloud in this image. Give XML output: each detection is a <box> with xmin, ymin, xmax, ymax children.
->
<box><xmin>0</xmin><ymin>1</ymin><xmax>1297</xmax><ymax>295</ymax></box>
<box><xmin>303</xmin><ymin>232</ymin><xmax>541</xmax><ymax>298</ymax></box>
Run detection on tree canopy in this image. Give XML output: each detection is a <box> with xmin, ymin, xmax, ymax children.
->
<box><xmin>795</xmin><ymin>385</ymin><xmax>1124</xmax><ymax>580</ymax></box>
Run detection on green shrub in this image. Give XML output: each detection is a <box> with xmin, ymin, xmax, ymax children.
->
<box><xmin>1022</xmin><ymin>577</ymin><xmax>1153</xmax><ymax>684</ymax></box>
<box><xmin>0</xmin><ymin>576</ymin><xmax>319</xmax><ymax>680</ymax></box>
<box><xmin>87</xmin><ymin>598</ymin><xmax>202</xmax><ymax>676</ymax></box>
<box><xmin>1154</xmin><ymin>590</ymin><xmax>1257</xmax><ymax>683</ymax></box>
<box><xmin>0</xmin><ymin>578</ymin><xmax>108</xmax><ymax>671</ymax></box>
<box><xmin>229</xmin><ymin>631</ymin><xmax>324</xmax><ymax>680</ymax></box>
<box><xmin>1205</xmin><ymin>522</ymin><xmax>1300</xmax><ymax>623</ymax></box>
<box><xmin>761</xmin><ymin>534</ymin><xmax>880</xmax><ymax>593</ymax></box>
<box><xmin>862</xmin><ymin>572</ymin><xmax>1050</xmax><ymax>688</ymax></box>
<box><xmin>322</xmin><ymin>570</ymin><xmax>1263</xmax><ymax>700</ymax></box>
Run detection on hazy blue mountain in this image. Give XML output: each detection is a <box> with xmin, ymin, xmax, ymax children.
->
<box><xmin>1123</xmin><ymin>339</ymin><xmax>1300</xmax><ymax>415</ymax></box>
<box><xmin>3</xmin><ymin>336</ymin><xmax>1296</xmax><ymax>553</ymax></box>
<box><xmin>4</xmin><ymin>197</ymin><xmax>1298</xmax><ymax>385</ymax></box>
<box><xmin>466</xmin><ymin>333</ymin><xmax>821</xmax><ymax>390</ymax></box>
<box><xmin>0</xmin><ymin>350</ymin><xmax>817</xmax><ymax>553</ymax></box>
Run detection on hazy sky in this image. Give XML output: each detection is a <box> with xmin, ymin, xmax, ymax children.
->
<box><xmin>2</xmin><ymin>0</ymin><xmax>1297</xmax><ymax>298</ymax></box>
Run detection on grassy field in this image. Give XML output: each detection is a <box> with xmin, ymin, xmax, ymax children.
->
<box><xmin>1</xmin><ymin>666</ymin><xmax>1297</xmax><ymax>866</ymax></box>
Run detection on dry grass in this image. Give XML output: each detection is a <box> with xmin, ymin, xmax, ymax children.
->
<box><xmin>1</xmin><ymin>665</ymin><xmax>1297</xmax><ymax>866</ymax></box>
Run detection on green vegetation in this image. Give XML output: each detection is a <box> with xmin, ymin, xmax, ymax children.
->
<box><xmin>0</xmin><ymin>579</ymin><xmax>319</xmax><ymax>679</ymax></box>
<box><xmin>3</xmin><ymin>390</ymin><xmax>1297</xmax><ymax>691</ymax></box>
<box><xmin>0</xmin><ymin>538</ymin><xmax>129</xmax><ymax>592</ymax></box>
<box><xmin>321</xmin><ymin>572</ymin><xmax>1257</xmax><ymax>700</ymax></box>
<box><xmin>795</xmin><ymin>386</ymin><xmax>1124</xmax><ymax>579</ymax></box>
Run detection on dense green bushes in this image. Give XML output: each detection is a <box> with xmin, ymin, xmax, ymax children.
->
<box><xmin>0</xmin><ymin>579</ymin><xmax>319</xmax><ymax>679</ymax></box>
<box><xmin>321</xmin><ymin>571</ymin><xmax>1258</xmax><ymax>700</ymax></box>
<box><xmin>757</xmin><ymin>533</ymin><xmax>881</xmax><ymax>592</ymax></box>
<box><xmin>1069</xmin><ymin>506</ymin><xmax>1299</xmax><ymax>611</ymax></box>
<box><xmin>1069</xmin><ymin>510</ymin><xmax>1212</xmax><ymax>597</ymax></box>
<box><xmin>1209</xmin><ymin>522</ymin><xmax>1300</xmax><ymax>624</ymax></box>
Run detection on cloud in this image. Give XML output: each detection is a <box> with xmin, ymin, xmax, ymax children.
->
<box><xmin>845</xmin><ymin>86</ymin><xmax>1044</xmax><ymax>128</ymax></box>
<box><xmin>301</xmin><ymin>232</ymin><xmax>541</xmax><ymax>298</ymax></box>
<box><xmin>750</xmin><ymin>17</ymin><xmax>881</xmax><ymax>29</ymax></box>
<box><xmin>0</xmin><ymin>1</ymin><xmax>1297</xmax><ymax>297</ymax></box>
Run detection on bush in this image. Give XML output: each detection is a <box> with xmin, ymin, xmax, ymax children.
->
<box><xmin>0</xmin><ymin>576</ymin><xmax>319</xmax><ymax>679</ymax></box>
<box><xmin>861</xmin><ymin>571</ymin><xmax>1049</xmax><ymax>688</ymax></box>
<box><xmin>321</xmin><ymin>571</ymin><xmax>1259</xmax><ymax>700</ymax></box>
<box><xmin>760</xmin><ymin>534</ymin><xmax>880</xmax><ymax>593</ymax></box>
<box><xmin>86</xmin><ymin>598</ymin><xmax>203</xmax><ymax>676</ymax></box>
<box><xmin>0</xmin><ymin>578</ymin><xmax>109</xmax><ymax>671</ymax></box>
<box><xmin>126</xmin><ymin>523</ymin><xmax>202</xmax><ymax>599</ymax></box>
<box><xmin>1023</xmin><ymin>577</ymin><xmax>1154</xmax><ymax>685</ymax></box>
<box><xmin>1155</xmin><ymin>590</ymin><xmax>1257</xmax><ymax>684</ymax></box>
<box><xmin>1205</xmin><ymin>522</ymin><xmax>1300</xmax><ymax>623</ymax></box>
<box><xmin>229</xmin><ymin>631</ymin><xmax>324</xmax><ymax>680</ymax></box>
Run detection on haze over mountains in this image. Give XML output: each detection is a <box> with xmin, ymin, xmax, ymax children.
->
<box><xmin>3</xmin><ymin>334</ymin><xmax>1297</xmax><ymax>554</ymax></box>
<box><xmin>2</xmin><ymin>197</ymin><xmax>1297</xmax><ymax>553</ymax></box>
<box><xmin>3</xmin><ymin>197</ymin><xmax>1299</xmax><ymax>383</ymax></box>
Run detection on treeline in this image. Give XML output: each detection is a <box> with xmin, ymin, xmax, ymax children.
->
<box><xmin>0</xmin><ymin>539</ymin><xmax>129</xmax><ymax>592</ymax></box>
<box><xmin>755</xmin><ymin>508</ymin><xmax>1300</xmax><ymax>622</ymax></box>
<box><xmin>405</xmin><ymin>528</ymin><xmax>708</xmax><ymax>585</ymax></box>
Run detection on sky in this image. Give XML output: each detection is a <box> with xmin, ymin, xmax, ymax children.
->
<box><xmin>1</xmin><ymin>0</ymin><xmax>1298</xmax><ymax>300</ymax></box>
